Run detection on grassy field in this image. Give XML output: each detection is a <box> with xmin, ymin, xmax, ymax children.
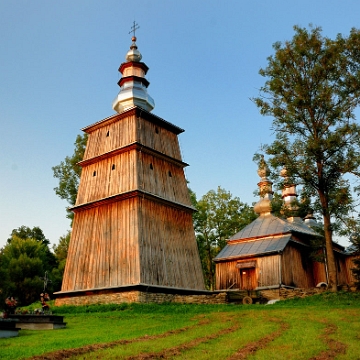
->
<box><xmin>1</xmin><ymin>292</ymin><xmax>360</xmax><ymax>359</ymax></box>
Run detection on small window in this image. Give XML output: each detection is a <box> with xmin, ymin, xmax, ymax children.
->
<box><xmin>155</xmin><ymin>127</ymin><xmax>159</xmax><ymax>134</ymax></box>
<box><xmin>93</xmin><ymin>171</ymin><xmax>97</xmax><ymax>176</ymax></box>
<box><xmin>106</xmin><ymin>131</ymin><xmax>110</xmax><ymax>137</ymax></box>
<box><xmin>150</xmin><ymin>163</ymin><xmax>153</xmax><ymax>170</ymax></box>
<box><xmin>112</xmin><ymin>164</ymin><xmax>116</xmax><ymax>170</ymax></box>
<box><xmin>168</xmin><ymin>171</ymin><xmax>172</xmax><ymax>177</ymax></box>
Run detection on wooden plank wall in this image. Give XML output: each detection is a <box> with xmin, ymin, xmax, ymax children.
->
<box><xmin>136</xmin><ymin>117</ymin><xmax>182</xmax><ymax>160</ymax></box>
<box><xmin>76</xmin><ymin>151</ymin><xmax>138</xmax><ymax>205</ymax></box>
<box><xmin>61</xmin><ymin>198</ymin><xmax>140</xmax><ymax>291</ymax></box>
<box><xmin>281</xmin><ymin>245</ymin><xmax>315</xmax><ymax>288</ymax></box>
<box><xmin>83</xmin><ymin>115</ymin><xmax>136</xmax><ymax>160</ymax></box>
<box><xmin>215</xmin><ymin>255</ymin><xmax>281</xmax><ymax>290</ymax></box>
<box><xmin>336</xmin><ymin>255</ymin><xmax>348</xmax><ymax>285</ymax></box>
<box><xmin>258</xmin><ymin>256</ymin><xmax>281</xmax><ymax>287</ymax></box>
<box><xmin>62</xmin><ymin>110</ymin><xmax>203</xmax><ymax>293</ymax></box>
<box><xmin>215</xmin><ymin>261</ymin><xmax>241</xmax><ymax>290</ymax></box>
<box><xmin>312</xmin><ymin>261</ymin><xmax>327</xmax><ymax>285</ymax></box>
<box><xmin>137</xmin><ymin>151</ymin><xmax>191</xmax><ymax>206</ymax></box>
<box><xmin>138</xmin><ymin>198</ymin><xmax>205</xmax><ymax>290</ymax></box>
<box><xmin>345</xmin><ymin>256</ymin><xmax>359</xmax><ymax>286</ymax></box>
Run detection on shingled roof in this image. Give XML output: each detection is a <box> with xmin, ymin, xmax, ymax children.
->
<box><xmin>215</xmin><ymin>234</ymin><xmax>292</xmax><ymax>261</ymax></box>
<box><xmin>214</xmin><ymin>213</ymin><xmax>321</xmax><ymax>262</ymax></box>
<box><xmin>228</xmin><ymin>213</ymin><xmax>319</xmax><ymax>241</ymax></box>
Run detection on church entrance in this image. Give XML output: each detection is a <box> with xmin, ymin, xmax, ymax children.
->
<box><xmin>236</xmin><ymin>260</ymin><xmax>257</xmax><ymax>290</ymax></box>
<box><xmin>240</xmin><ymin>268</ymin><xmax>256</xmax><ymax>290</ymax></box>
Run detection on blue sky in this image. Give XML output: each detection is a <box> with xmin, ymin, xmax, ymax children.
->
<box><xmin>1</xmin><ymin>0</ymin><xmax>359</xmax><ymax>248</ymax></box>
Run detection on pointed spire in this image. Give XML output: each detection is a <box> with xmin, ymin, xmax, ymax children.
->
<box><xmin>254</xmin><ymin>156</ymin><xmax>273</xmax><ymax>215</ymax></box>
<box><xmin>112</xmin><ymin>23</ymin><xmax>155</xmax><ymax>113</ymax></box>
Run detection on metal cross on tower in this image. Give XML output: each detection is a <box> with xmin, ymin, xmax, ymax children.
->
<box><xmin>129</xmin><ymin>21</ymin><xmax>140</xmax><ymax>37</ymax></box>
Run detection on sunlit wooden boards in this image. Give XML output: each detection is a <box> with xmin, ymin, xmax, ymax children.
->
<box><xmin>58</xmin><ymin>106</ymin><xmax>205</xmax><ymax>299</ymax></box>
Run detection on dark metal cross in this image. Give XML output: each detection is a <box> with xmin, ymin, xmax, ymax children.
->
<box><xmin>129</xmin><ymin>21</ymin><xmax>140</xmax><ymax>37</ymax></box>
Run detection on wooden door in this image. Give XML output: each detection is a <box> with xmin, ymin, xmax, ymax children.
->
<box><xmin>240</xmin><ymin>268</ymin><xmax>256</xmax><ymax>290</ymax></box>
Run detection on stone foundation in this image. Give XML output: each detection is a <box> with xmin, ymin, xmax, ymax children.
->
<box><xmin>55</xmin><ymin>286</ymin><xmax>227</xmax><ymax>306</ymax></box>
<box><xmin>260</xmin><ymin>287</ymin><xmax>324</xmax><ymax>301</ymax></box>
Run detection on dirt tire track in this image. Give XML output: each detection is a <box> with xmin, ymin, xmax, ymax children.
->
<box><xmin>126</xmin><ymin>323</ymin><xmax>240</xmax><ymax>359</ymax></box>
<box><xmin>309</xmin><ymin>322</ymin><xmax>347</xmax><ymax>360</ymax></box>
<box><xmin>226</xmin><ymin>319</ymin><xmax>290</xmax><ymax>360</ymax></box>
<box><xmin>27</xmin><ymin>318</ymin><xmax>211</xmax><ymax>360</ymax></box>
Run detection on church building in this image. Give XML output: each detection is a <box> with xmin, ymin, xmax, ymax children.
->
<box><xmin>214</xmin><ymin>158</ymin><xmax>356</xmax><ymax>292</ymax></box>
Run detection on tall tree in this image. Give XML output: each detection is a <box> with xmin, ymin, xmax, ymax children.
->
<box><xmin>7</xmin><ymin>226</ymin><xmax>56</xmax><ymax>269</ymax></box>
<box><xmin>7</xmin><ymin>225</ymin><xmax>50</xmax><ymax>245</ymax></box>
<box><xmin>253</xmin><ymin>26</ymin><xmax>360</xmax><ymax>291</ymax></box>
<box><xmin>193</xmin><ymin>186</ymin><xmax>257</xmax><ymax>289</ymax></box>
<box><xmin>52</xmin><ymin>133</ymin><xmax>88</xmax><ymax>221</ymax></box>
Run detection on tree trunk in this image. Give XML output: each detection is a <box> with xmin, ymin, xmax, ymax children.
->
<box><xmin>319</xmin><ymin>194</ymin><xmax>338</xmax><ymax>292</ymax></box>
<box><xmin>207</xmin><ymin>246</ymin><xmax>214</xmax><ymax>291</ymax></box>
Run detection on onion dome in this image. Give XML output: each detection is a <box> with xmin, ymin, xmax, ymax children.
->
<box><xmin>254</xmin><ymin>156</ymin><xmax>273</xmax><ymax>215</ymax></box>
<box><xmin>304</xmin><ymin>210</ymin><xmax>318</xmax><ymax>227</ymax></box>
<box><xmin>280</xmin><ymin>166</ymin><xmax>299</xmax><ymax>215</ymax></box>
<box><xmin>112</xmin><ymin>35</ymin><xmax>155</xmax><ymax>113</ymax></box>
<box><xmin>126</xmin><ymin>36</ymin><xmax>142</xmax><ymax>62</ymax></box>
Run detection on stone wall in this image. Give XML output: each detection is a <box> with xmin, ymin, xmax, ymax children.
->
<box><xmin>260</xmin><ymin>287</ymin><xmax>324</xmax><ymax>301</ymax></box>
<box><xmin>55</xmin><ymin>291</ymin><xmax>227</xmax><ymax>306</ymax></box>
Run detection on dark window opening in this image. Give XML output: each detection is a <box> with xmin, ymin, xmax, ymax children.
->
<box><xmin>168</xmin><ymin>171</ymin><xmax>172</xmax><ymax>177</ymax></box>
<box><xmin>106</xmin><ymin>131</ymin><xmax>110</xmax><ymax>137</ymax></box>
<box><xmin>112</xmin><ymin>164</ymin><xmax>116</xmax><ymax>170</ymax></box>
<box><xmin>93</xmin><ymin>171</ymin><xmax>97</xmax><ymax>176</ymax></box>
<box><xmin>150</xmin><ymin>163</ymin><xmax>153</xmax><ymax>170</ymax></box>
<box><xmin>155</xmin><ymin>127</ymin><xmax>159</xmax><ymax>134</ymax></box>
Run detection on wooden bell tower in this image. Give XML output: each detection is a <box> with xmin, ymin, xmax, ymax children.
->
<box><xmin>55</xmin><ymin>27</ymin><xmax>205</xmax><ymax>305</ymax></box>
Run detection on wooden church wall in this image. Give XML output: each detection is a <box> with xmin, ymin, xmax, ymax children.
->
<box><xmin>83</xmin><ymin>113</ymin><xmax>182</xmax><ymax>162</ymax></box>
<box><xmin>76</xmin><ymin>151</ymin><xmax>138</xmax><ymax>205</ymax></box>
<box><xmin>215</xmin><ymin>261</ymin><xmax>241</xmax><ymax>290</ymax></box>
<box><xmin>61</xmin><ymin>198</ymin><xmax>140</xmax><ymax>291</ymax></box>
<box><xmin>257</xmin><ymin>255</ymin><xmax>281</xmax><ymax>287</ymax></box>
<box><xmin>345</xmin><ymin>255</ymin><xmax>359</xmax><ymax>286</ymax></box>
<box><xmin>312</xmin><ymin>261</ymin><xmax>327</xmax><ymax>285</ymax></box>
<box><xmin>137</xmin><ymin>152</ymin><xmax>191</xmax><ymax>206</ymax></box>
<box><xmin>336</xmin><ymin>254</ymin><xmax>350</xmax><ymax>286</ymax></box>
<box><xmin>138</xmin><ymin>198</ymin><xmax>205</xmax><ymax>290</ymax></box>
<box><xmin>215</xmin><ymin>255</ymin><xmax>282</xmax><ymax>290</ymax></box>
<box><xmin>307</xmin><ymin>253</ymin><xmax>355</xmax><ymax>287</ymax></box>
<box><xmin>281</xmin><ymin>245</ymin><xmax>315</xmax><ymax>288</ymax></box>
<box><xmin>136</xmin><ymin>117</ymin><xmax>182</xmax><ymax>160</ymax></box>
<box><xmin>83</xmin><ymin>115</ymin><xmax>137</xmax><ymax>160</ymax></box>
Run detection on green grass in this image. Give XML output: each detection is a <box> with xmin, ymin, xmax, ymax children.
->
<box><xmin>1</xmin><ymin>292</ymin><xmax>359</xmax><ymax>360</ymax></box>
